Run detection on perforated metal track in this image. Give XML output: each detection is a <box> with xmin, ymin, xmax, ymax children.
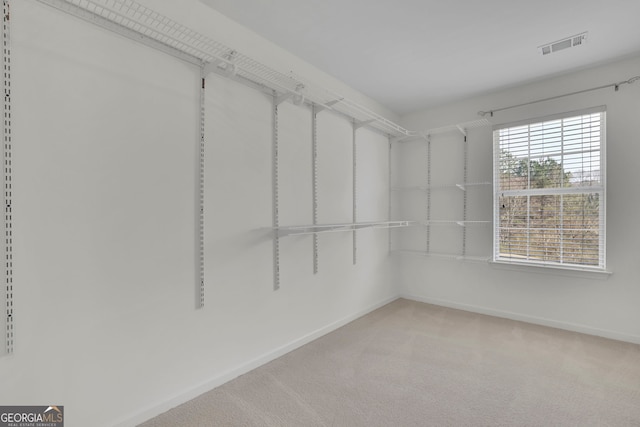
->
<box><xmin>311</xmin><ymin>106</ymin><xmax>319</xmax><ymax>274</ymax></box>
<box><xmin>198</xmin><ymin>74</ymin><xmax>205</xmax><ymax>307</ymax></box>
<box><xmin>272</xmin><ymin>93</ymin><xmax>280</xmax><ymax>289</ymax></box>
<box><xmin>3</xmin><ymin>0</ymin><xmax>12</xmax><ymax>354</ymax></box>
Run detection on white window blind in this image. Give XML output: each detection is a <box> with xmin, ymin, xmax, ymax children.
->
<box><xmin>493</xmin><ymin>107</ymin><xmax>606</xmax><ymax>270</ymax></box>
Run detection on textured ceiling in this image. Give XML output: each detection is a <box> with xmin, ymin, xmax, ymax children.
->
<box><xmin>200</xmin><ymin>0</ymin><xmax>640</xmax><ymax>115</ymax></box>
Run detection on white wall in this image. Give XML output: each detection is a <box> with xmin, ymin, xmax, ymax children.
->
<box><xmin>0</xmin><ymin>1</ymin><xmax>396</xmax><ymax>426</ymax></box>
<box><xmin>398</xmin><ymin>54</ymin><xmax>640</xmax><ymax>344</ymax></box>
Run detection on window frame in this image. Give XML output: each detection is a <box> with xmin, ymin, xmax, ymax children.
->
<box><xmin>492</xmin><ymin>106</ymin><xmax>607</xmax><ymax>272</ymax></box>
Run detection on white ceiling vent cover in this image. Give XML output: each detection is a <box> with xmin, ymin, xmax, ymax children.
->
<box><xmin>540</xmin><ymin>32</ymin><xmax>588</xmax><ymax>55</ymax></box>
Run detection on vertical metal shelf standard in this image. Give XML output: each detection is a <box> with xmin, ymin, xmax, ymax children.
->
<box><xmin>197</xmin><ymin>70</ymin><xmax>206</xmax><ymax>308</ymax></box>
<box><xmin>3</xmin><ymin>0</ymin><xmax>12</xmax><ymax>355</ymax></box>
<box><xmin>388</xmin><ymin>137</ymin><xmax>392</xmax><ymax>252</ymax></box>
<box><xmin>311</xmin><ymin>105</ymin><xmax>319</xmax><ymax>275</ymax></box>
<box><xmin>462</xmin><ymin>131</ymin><xmax>469</xmax><ymax>257</ymax></box>
<box><xmin>426</xmin><ymin>136</ymin><xmax>432</xmax><ymax>253</ymax></box>
<box><xmin>272</xmin><ymin>91</ymin><xmax>282</xmax><ymax>289</ymax></box>
<box><xmin>352</xmin><ymin>120</ymin><xmax>357</xmax><ymax>264</ymax></box>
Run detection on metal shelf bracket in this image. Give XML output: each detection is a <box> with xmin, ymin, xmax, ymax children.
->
<box><xmin>202</xmin><ymin>59</ymin><xmax>234</xmax><ymax>79</ymax></box>
<box><xmin>354</xmin><ymin>119</ymin><xmax>375</xmax><ymax>130</ymax></box>
<box><xmin>275</xmin><ymin>92</ymin><xmax>294</xmax><ymax>106</ymax></box>
<box><xmin>313</xmin><ymin>99</ymin><xmax>341</xmax><ymax>115</ymax></box>
<box><xmin>391</xmin><ymin>133</ymin><xmax>424</xmax><ymax>144</ymax></box>
<box><xmin>313</xmin><ymin>98</ymin><xmax>342</xmax><ymax>114</ymax></box>
<box><xmin>275</xmin><ymin>85</ymin><xmax>305</xmax><ymax>106</ymax></box>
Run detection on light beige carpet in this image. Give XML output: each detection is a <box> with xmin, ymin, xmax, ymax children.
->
<box><xmin>140</xmin><ymin>299</ymin><xmax>640</xmax><ymax>426</ymax></box>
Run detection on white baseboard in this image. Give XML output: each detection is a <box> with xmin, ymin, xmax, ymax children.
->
<box><xmin>114</xmin><ymin>295</ymin><xmax>399</xmax><ymax>427</ymax></box>
<box><xmin>401</xmin><ymin>293</ymin><xmax>640</xmax><ymax>345</ymax></box>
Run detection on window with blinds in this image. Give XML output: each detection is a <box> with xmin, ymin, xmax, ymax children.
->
<box><xmin>493</xmin><ymin>107</ymin><xmax>606</xmax><ymax>270</ymax></box>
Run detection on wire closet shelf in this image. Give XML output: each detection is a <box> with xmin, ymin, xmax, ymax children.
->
<box><xmin>36</xmin><ymin>0</ymin><xmax>413</xmax><ymax>138</ymax></box>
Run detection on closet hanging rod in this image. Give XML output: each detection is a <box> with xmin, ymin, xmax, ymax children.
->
<box><xmin>478</xmin><ymin>75</ymin><xmax>640</xmax><ymax>117</ymax></box>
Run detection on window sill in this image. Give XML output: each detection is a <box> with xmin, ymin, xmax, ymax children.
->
<box><xmin>489</xmin><ymin>259</ymin><xmax>612</xmax><ymax>280</ymax></box>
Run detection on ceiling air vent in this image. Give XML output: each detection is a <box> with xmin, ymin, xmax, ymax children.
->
<box><xmin>540</xmin><ymin>32</ymin><xmax>588</xmax><ymax>55</ymax></box>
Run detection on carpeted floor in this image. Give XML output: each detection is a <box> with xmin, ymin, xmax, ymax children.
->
<box><xmin>140</xmin><ymin>299</ymin><xmax>640</xmax><ymax>426</ymax></box>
